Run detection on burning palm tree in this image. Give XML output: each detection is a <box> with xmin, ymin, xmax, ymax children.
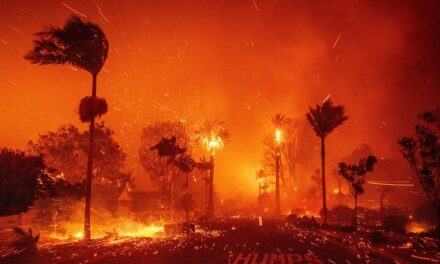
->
<box><xmin>306</xmin><ymin>98</ymin><xmax>348</xmax><ymax>224</ymax></box>
<box><xmin>25</xmin><ymin>16</ymin><xmax>109</xmax><ymax>240</ymax></box>
<box><xmin>271</xmin><ymin>113</ymin><xmax>287</xmax><ymax>216</ymax></box>
<box><xmin>194</xmin><ymin>120</ymin><xmax>230</xmax><ymax>218</ymax></box>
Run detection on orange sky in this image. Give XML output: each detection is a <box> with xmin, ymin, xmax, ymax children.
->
<box><xmin>0</xmin><ymin>0</ymin><xmax>439</xmax><ymax>199</ymax></box>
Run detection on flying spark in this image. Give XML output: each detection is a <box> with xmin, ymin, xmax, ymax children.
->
<box><xmin>61</xmin><ymin>2</ymin><xmax>88</xmax><ymax>18</ymax></box>
<box><xmin>332</xmin><ymin>32</ymin><xmax>342</xmax><ymax>49</ymax></box>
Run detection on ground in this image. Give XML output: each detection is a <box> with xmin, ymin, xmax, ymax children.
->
<box><xmin>1</xmin><ymin>218</ymin><xmax>439</xmax><ymax>264</ymax></box>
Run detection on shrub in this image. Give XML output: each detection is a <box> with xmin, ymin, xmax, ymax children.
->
<box><xmin>369</xmin><ymin>231</ymin><xmax>388</xmax><ymax>244</ymax></box>
<box><xmin>11</xmin><ymin>227</ymin><xmax>39</xmax><ymax>253</ymax></box>
<box><xmin>382</xmin><ymin>215</ymin><xmax>409</xmax><ymax>234</ymax></box>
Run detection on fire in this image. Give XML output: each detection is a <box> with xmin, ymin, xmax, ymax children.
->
<box><xmin>333</xmin><ymin>188</ymin><xmax>339</xmax><ymax>194</ymax></box>
<box><xmin>203</xmin><ymin>135</ymin><xmax>223</xmax><ymax>154</ymax></box>
<box><xmin>407</xmin><ymin>223</ymin><xmax>427</xmax><ymax>234</ymax></box>
<box><xmin>275</xmin><ymin>129</ymin><xmax>282</xmax><ymax>144</ymax></box>
<box><xmin>73</xmin><ymin>231</ymin><xmax>83</xmax><ymax>239</ymax></box>
<box><xmin>47</xmin><ymin>218</ymin><xmax>165</xmax><ymax>241</ymax></box>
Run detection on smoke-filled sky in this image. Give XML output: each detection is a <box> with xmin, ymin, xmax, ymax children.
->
<box><xmin>0</xmin><ymin>0</ymin><xmax>439</xmax><ymax>199</ymax></box>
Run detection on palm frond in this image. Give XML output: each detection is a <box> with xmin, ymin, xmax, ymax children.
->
<box><xmin>306</xmin><ymin>99</ymin><xmax>348</xmax><ymax>138</ymax></box>
<box><xmin>25</xmin><ymin>15</ymin><xmax>108</xmax><ymax>75</ymax></box>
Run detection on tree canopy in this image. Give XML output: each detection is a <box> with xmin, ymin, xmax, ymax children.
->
<box><xmin>306</xmin><ymin>98</ymin><xmax>348</xmax><ymax>138</ymax></box>
<box><xmin>0</xmin><ymin>149</ymin><xmax>56</xmax><ymax>216</ymax></box>
<box><xmin>24</xmin><ymin>15</ymin><xmax>108</xmax><ymax>76</ymax></box>
<box><xmin>399</xmin><ymin>108</ymin><xmax>440</xmax><ymax>212</ymax></box>
<box><xmin>28</xmin><ymin>122</ymin><xmax>131</xmax><ymax>200</ymax></box>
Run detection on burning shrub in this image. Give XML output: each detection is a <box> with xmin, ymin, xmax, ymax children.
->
<box><xmin>79</xmin><ymin>96</ymin><xmax>108</xmax><ymax>122</ymax></box>
<box><xmin>382</xmin><ymin>215</ymin><xmax>409</xmax><ymax>234</ymax></box>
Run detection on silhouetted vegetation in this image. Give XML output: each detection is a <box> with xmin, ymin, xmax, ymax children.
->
<box><xmin>382</xmin><ymin>215</ymin><xmax>409</xmax><ymax>234</ymax></box>
<box><xmin>28</xmin><ymin>123</ymin><xmax>131</xmax><ymax>198</ymax></box>
<box><xmin>11</xmin><ymin>227</ymin><xmax>39</xmax><ymax>253</ymax></box>
<box><xmin>339</xmin><ymin>155</ymin><xmax>377</xmax><ymax>228</ymax></box>
<box><xmin>25</xmin><ymin>15</ymin><xmax>109</xmax><ymax>240</ymax></box>
<box><xmin>307</xmin><ymin>98</ymin><xmax>348</xmax><ymax>224</ymax></box>
<box><xmin>139</xmin><ymin>121</ymin><xmax>189</xmax><ymax>197</ymax></box>
<box><xmin>173</xmin><ymin>154</ymin><xmax>196</xmax><ymax>225</ymax></box>
<box><xmin>194</xmin><ymin>119</ymin><xmax>230</xmax><ymax>218</ymax></box>
<box><xmin>399</xmin><ymin>107</ymin><xmax>440</xmax><ymax>236</ymax></box>
<box><xmin>28</xmin><ymin>123</ymin><xmax>131</xmax><ymax>222</ymax></box>
<box><xmin>0</xmin><ymin>148</ymin><xmax>55</xmax><ymax>217</ymax></box>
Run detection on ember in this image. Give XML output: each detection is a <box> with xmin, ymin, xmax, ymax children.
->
<box><xmin>0</xmin><ymin>1</ymin><xmax>439</xmax><ymax>263</ymax></box>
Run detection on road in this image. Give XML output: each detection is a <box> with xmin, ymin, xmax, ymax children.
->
<box><xmin>1</xmin><ymin>218</ymin><xmax>397</xmax><ymax>263</ymax></box>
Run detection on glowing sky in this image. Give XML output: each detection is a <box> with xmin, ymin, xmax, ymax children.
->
<box><xmin>0</xmin><ymin>0</ymin><xmax>439</xmax><ymax>199</ymax></box>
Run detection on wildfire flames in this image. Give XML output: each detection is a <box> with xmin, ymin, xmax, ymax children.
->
<box><xmin>47</xmin><ymin>218</ymin><xmax>165</xmax><ymax>241</ymax></box>
<box><xmin>202</xmin><ymin>135</ymin><xmax>223</xmax><ymax>155</ymax></box>
<box><xmin>407</xmin><ymin>223</ymin><xmax>428</xmax><ymax>234</ymax></box>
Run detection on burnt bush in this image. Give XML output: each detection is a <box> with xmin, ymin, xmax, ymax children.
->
<box><xmin>327</xmin><ymin>205</ymin><xmax>353</xmax><ymax>225</ymax></box>
<box><xmin>382</xmin><ymin>215</ymin><xmax>409</xmax><ymax>234</ymax></box>
<box><xmin>369</xmin><ymin>231</ymin><xmax>388</xmax><ymax>244</ymax></box>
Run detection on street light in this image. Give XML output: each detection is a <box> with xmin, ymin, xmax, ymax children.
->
<box><xmin>275</xmin><ymin>128</ymin><xmax>282</xmax><ymax>216</ymax></box>
<box><xmin>203</xmin><ymin>135</ymin><xmax>223</xmax><ymax>218</ymax></box>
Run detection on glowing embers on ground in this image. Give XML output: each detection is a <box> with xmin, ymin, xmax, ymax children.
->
<box><xmin>46</xmin><ymin>218</ymin><xmax>165</xmax><ymax>241</ymax></box>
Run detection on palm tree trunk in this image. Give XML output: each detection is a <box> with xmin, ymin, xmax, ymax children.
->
<box><xmin>275</xmin><ymin>147</ymin><xmax>281</xmax><ymax>216</ymax></box>
<box><xmin>186</xmin><ymin>172</ymin><xmax>189</xmax><ymax>225</ymax></box>
<box><xmin>321</xmin><ymin>136</ymin><xmax>327</xmax><ymax>225</ymax></box>
<box><xmin>208</xmin><ymin>155</ymin><xmax>214</xmax><ymax>219</ymax></box>
<box><xmin>437</xmin><ymin>210</ymin><xmax>440</xmax><ymax>241</ymax></box>
<box><xmin>258</xmin><ymin>181</ymin><xmax>261</xmax><ymax>211</ymax></box>
<box><xmin>354</xmin><ymin>195</ymin><xmax>358</xmax><ymax>228</ymax></box>
<box><xmin>84</xmin><ymin>74</ymin><xmax>97</xmax><ymax>240</ymax></box>
<box><xmin>205</xmin><ymin>172</ymin><xmax>209</xmax><ymax>219</ymax></box>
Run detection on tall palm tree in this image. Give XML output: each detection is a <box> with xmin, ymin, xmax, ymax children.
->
<box><xmin>271</xmin><ymin>113</ymin><xmax>287</xmax><ymax>216</ymax></box>
<box><xmin>25</xmin><ymin>16</ymin><xmax>109</xmax><ymax>240</ymax></box>
<box><xmin>194</xmin><ymin>120</ymin><xmax>230</xmax><ymax>218</ymax></box>
<box><xmin>306</xmin><ymin>98</ymin><xmax>347</xmax><ymax>224</ymax></box>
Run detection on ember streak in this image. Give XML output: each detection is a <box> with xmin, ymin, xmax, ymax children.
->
<box><xmin>0</xmin><ymin>0</ymin><xmax>440</xmax><ymax>263</ymax></box>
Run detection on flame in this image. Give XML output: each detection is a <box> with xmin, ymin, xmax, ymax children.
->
<box><xmin>47</xmin><ymin>218</ymin><xmax>165</xmax><ymax>241</ymax></box>
<box><xmin>275</xmin><ymin>129</ymin><xmax>282</xmax><ymax>144</ymax></box>
<box><xmin>73</xmin><ymin>231</ymin><xmax>83</xmax><ymax>239</ymax></box>
<box><xmin>202</xmin><ymin>134</ymin><xmax>224</xmax><ymax>155</ymax></box>
<box><xmin>407</xmin><ymin>223</ymin><xmax>427</xmax><ymax>234</ymax></box>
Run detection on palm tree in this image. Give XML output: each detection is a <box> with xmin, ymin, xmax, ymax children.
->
<box><xmin>194</xmin><ymin>120</ymin><xmax>230</xmax><ymax>218</ymax></box>
<box><xmin>25</xmin><ymin>16</ymin><xmax>109</xmax><ymax>240</ymax></box>
<box><xmin>271</xmin><ymin>113</ymin><xmax>287</xmax><ymax>216</ymax></box>
<box><xmin>271</xmin><ymin>113</ymin><xmax>287</xmax><ymax>128</ymax></box>
<box><xmin>306</xmin><ymin>98</ymin><xmax>348</xmax><ymax>224</ymax></box>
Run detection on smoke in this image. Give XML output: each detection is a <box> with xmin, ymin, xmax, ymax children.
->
<box><xmin>0</xmin><ymin>0</ymin><xmax>439</xmax><ymax>200</ymax></box>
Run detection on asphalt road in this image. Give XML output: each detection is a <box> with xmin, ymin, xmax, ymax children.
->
<box><xmin>1</xmin><ymin>218</ymin><xmax>391</xmax><ymax>264</ymax></box>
